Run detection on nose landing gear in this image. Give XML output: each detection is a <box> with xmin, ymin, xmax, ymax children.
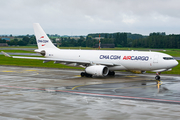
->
<box><xmin>155</xmin><ymin>72</ymin><xmax>161</xmax><ymax>80</ymax></box>
<box><xmin>155</xmin><ymin>72</ymin><xmax>162</xmax><ymax>88</ymax></box>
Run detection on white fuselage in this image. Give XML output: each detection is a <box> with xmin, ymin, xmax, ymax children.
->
<box><xmin>44</xmin><ymin>49</ymin><xmax>178</xmax><ymax>71</ymax></box>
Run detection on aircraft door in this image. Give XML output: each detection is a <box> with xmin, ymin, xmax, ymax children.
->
<box><xmin>153</xmin><ymin>55</ymin><xmax>159</xmax><ymax>63</ymax></box>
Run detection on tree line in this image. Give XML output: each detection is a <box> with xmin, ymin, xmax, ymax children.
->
<box><xmin>60</xmin><ymin>32</ymin><xmax>180</xmax><ymax>48</ymax></box>
<box><xmin>1</xmin><ymin>32</ymin><xmax>180</xmax><ymax>49</ymax></box>
<box><xmin>0</xmin><ymin>36</ymin><xmax>36</xmax><ymax>46</ymax></box>
<box><xmin>130</xmin><ymin>33</ymin><xmax>180</xmax><ymax>48</ymax></box>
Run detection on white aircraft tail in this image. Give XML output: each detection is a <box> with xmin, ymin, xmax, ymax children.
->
<box><xmin>33</xmin><ymin>23</ymin><xmax>57</xmax><ymax>50</ymax></box>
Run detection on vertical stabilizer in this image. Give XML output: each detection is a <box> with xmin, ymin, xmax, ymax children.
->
<box><xmin>33</xmin><ymin>23</ymin><xmax>57</xmax><ymax>49</ymax></box>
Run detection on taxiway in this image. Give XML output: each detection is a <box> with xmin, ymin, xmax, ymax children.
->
<box><xmin>0</xmin><ymin>66</ymin><xmax>180</xmax><ymax>119</ymax></box>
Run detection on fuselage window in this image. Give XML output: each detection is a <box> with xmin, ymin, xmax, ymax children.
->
<box><xmin>163</xmin><ymin>57</ymin><xmax>174</xmax><ymax>60</ymax></box>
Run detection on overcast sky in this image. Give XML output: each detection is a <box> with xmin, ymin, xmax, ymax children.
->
<box><xmin>1</xmin><ymin>0</ymin><xmax>180</xmax><ymax>36</ymax></box>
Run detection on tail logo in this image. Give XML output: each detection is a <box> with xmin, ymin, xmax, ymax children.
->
<box><xmin>38</xmin><ymin>36</ymin><xmax>48</xmax><ymax>46</ymax></box>
<box><xmin>40</xmin><ymin>36</ymin><xmax>44</xmax><ymax>39</ymax></box>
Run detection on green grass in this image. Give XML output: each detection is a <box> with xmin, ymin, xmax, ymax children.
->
<box><xmin>0</xmin><ymin>46</ymin><xmax>38</xmax><ymax>48</ymax></box>
<box><xmin>0</xmin><ymin>50</ymin><xmax>35</xmax><ymax>53</ymax></box>
<box><xmin>158</xmin><ymin>49</ymin><xmax>180</xmax><ymax>57</ymax></box>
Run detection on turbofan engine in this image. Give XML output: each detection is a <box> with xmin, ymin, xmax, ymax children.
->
<box><xmin>85</xmin><ymin>65</ymin><xmax>109</xmax><ymax>77</ymax></box>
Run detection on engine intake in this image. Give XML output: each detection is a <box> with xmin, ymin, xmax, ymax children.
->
<box><xmin>85</xmin><ymin>65</ymin><xmax>109</xmax><ymax>77</ymax></box>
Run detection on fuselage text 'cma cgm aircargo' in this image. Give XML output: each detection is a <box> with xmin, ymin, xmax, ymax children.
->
<box><xmin>2</xmin><ymin>23</ymin><xmax>178</xmax><ymax>81</ymax></box>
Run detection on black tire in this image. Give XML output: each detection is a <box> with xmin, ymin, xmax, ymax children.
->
<box><xmin>108</xmin><ymin>71</ymin><xmax>115</xmax><ymax>76</ymax></box>
<box><xmin>155</xmin><ymin>75</ymin><xmax>160</xmax><ymax>80</ymax></box>
<box><xmin>89</xmin><ymin>74</ymin><xmax>93</xmax><ymax>78</ymax></box>
<box><xmin>112</xmin><ymin>71</ymin><xmax>115</xmax><ymax>76</ymax></box>
<box><xmin>81</xmin><ymin>72</ymin><xmax>85</xmax><ymax>77</ymax></box>
<box><xmin>85</xmin><ymin>73</ymin><xmax>92</xmax><ymax>78</ymax></box>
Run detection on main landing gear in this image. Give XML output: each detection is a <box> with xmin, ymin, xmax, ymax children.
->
<box><xmin>80</xmin><ymin>71</ymin><xmax>115</xmax><ymax>77</ymax></box>
<box><xmin>80</xmin><ymin>72</ymin><xmax>92</xmax><ymax>78</ymax></box>
<box><xmin>108</xmin><ymin>71</ymin><xmax>115</xmax><ymax>76</ymax></box>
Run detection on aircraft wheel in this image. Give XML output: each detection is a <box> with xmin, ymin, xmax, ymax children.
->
<box><xmin>85</xmin><ymin>73</ymin><xmax>92</xmax><ymax>78</ymax></box>
<box><xmin>111</xmin><ymin>71</ymin><xmax>115</xmax><ymax>76</ymax></box>
<box><xmin>155</xmin><ymin>75</ymin><xmax>160</xmax><ymax>80</ymax></box>
<box><xmin>81</xmin><ymin>72</ymin><xmax>85</xmax><ymax>77</ymax></box>
<box><xmin>89</xmin><ymin>74</ymin><xmax>93</xmax><ymax>78</ymax></box>
<box><xmin>108</xmin><ymin>71</ymin><xmax>115</xmax><ymax>76</ymax></box>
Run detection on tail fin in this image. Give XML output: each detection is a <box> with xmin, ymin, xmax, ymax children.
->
<box><xmin>33</xmin><ymin>23</ymin><xmax>57</xmax><ymax>50</ymax></box>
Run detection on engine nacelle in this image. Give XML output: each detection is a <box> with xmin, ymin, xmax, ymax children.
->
<box><xmin>85</xmin><ymin>65</ymin><xmax>109</xmax><ymax>77</ymax></box>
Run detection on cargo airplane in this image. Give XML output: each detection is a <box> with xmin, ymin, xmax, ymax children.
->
<box><xmin>2</xmin><ymin>23</ymin><xmax>179</xmax><ymax>81</ymax></box>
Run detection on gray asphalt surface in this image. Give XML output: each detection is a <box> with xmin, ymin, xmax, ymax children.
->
<box><xmin>0</xmin><ymin>66</ymin><xmax>180</xmax><ymax>120</ymax></box>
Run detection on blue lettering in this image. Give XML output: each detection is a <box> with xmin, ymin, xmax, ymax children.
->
<box><xmin>99</xmin><ymin>55</ymin><xmax>109</xmax><ymax>59</ymax></box>
<box><xmin>110</xmin><ymin>55</ymin><xmax>121</xmax><ymax>60</ymax></box>
<box><xmin>103</xmin><ymin>55</ymin><xmax>109</xmax><ymax>59</ymax></box>
<box><xmin>100</xmin><ymin>55</ymin><xmax>121</xmax><ymax>60</ymax></box>
<box><xmin>117</xmin><ymin>56</ymin><xmax>121</xmax><ymax>59</ymax></box>
<box><xmin>38</xmin><ymin>40</ymin><xmax>49</xmax><ymax>43</ymax></box>
<box><xmin>141</xmin><ymin>56</ymin><xmax>145</xmax><ymax>61</ymax></box>
<box><xmin>100</xmin><ymin>55</ymin><xmax>104</xmax><ymax>59</ymax></box>
<box><xmin>135</xmin><ymin>56</ymin><xmax>138</xmax><ymax>60</ymax></box>
<box><xmin>131</xmin><ymin>56</ymin><xmax>135</xmax><ymax>60</ymax></box>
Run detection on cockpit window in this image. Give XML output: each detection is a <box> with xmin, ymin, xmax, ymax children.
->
<box><xmin>163</xmin><ymin>57</ymin><xmax>174</xmax><ymax>60</ymax></box>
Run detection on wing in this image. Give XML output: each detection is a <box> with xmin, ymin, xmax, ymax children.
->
<box><xmin>1</xmin><ymin>51</ymin><xmax>116</xmax><ymax>66</ymax></box>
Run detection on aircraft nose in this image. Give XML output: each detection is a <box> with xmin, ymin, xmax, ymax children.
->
<box><xmin>173</xmin><ymin>60</ymin><xmax>179</xmax><ymax>67</ymax></box>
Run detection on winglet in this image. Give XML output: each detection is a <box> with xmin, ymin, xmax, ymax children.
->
<box><xmin>1</xmin><ymin>51</ymin><xmax>11</xmax><ymax>57</ymax></box>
